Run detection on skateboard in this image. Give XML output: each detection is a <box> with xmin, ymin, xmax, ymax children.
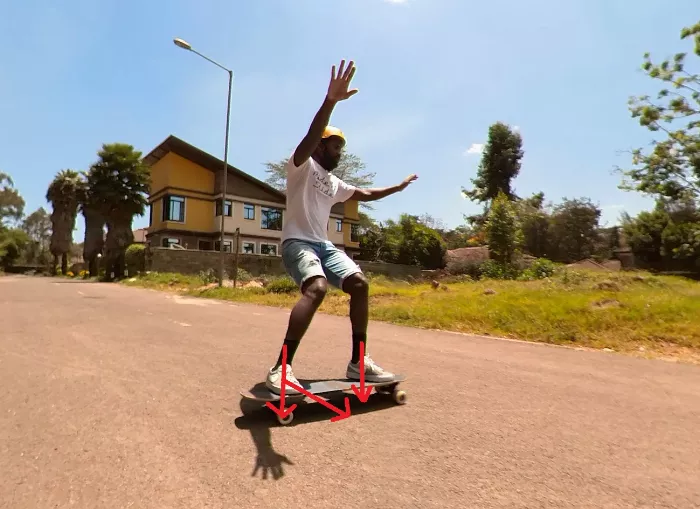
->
<box><xmin>240</xmin><ymin>375</ymin><xmax>407</xmax><ymax>425</ymax></box>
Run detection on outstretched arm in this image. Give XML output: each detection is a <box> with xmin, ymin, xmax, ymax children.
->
<box><xmin>351</xmin><ymin>174</ymin><xmax>418</xmax><ymax>202</ymax></box>
<box><xmin>293</xmin><ymin>60</ymin><xmax>358</xmax><ymax>168</ymax></box>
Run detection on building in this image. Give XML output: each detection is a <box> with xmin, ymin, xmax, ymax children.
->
<box><xmin>142</xmin><ymin>135</ymin><xmax>361</xmax><ymax>258</ymax></box>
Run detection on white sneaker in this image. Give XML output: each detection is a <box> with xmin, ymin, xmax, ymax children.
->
<box><xmin>265</xmin><ymin>364</ymin><xmax>301</xmax><ymax>395</ymax></box>
<box><xmin>346</xmin><ymin>355</ymin><xmax>395</xmax><ymax>382</ymax></box>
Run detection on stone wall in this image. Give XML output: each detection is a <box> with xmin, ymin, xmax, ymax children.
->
<box><xmin>146</xmin><ymin>247</ymin><xmax>422</xmax><ymax>279</ymax></box>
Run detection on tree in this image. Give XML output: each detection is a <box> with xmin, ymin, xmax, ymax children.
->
<box><xmin>86</xmin><ymin>143</ymin><xmax>150</xmax><ymax>280</ymax></box>
<box><xmin>263</xmin><ymin>151</ymin><xmax>376</xmax><ymax>209</ymax></box>
<box><xmin>46</xmin><ymin>169</ymin><xmax>84</xmax><ymax>275</ymax></box>
<box><xmin>0</xmin><ymin>228</ymin><xmax>28</xmax><ymax>270</ymax></box>
<box><xmin>622</xmin><ymin>198</ymin><xmax>700</xmax><ymax>270</ymax></box>
<box><xmin>462</xmin><ymin>122</ymin><xmax>524</xmax><ymax>204</ymax></box>
<box><xmin>483</xmin><ymin>191</ymin><xmax>523</xmax><ymax>265</ymax></box>
<box><xmin>547</xmin><ymin>198</ymin><xmax>602</xmax><ymax>263</ymax></box>
<box><xmin>21</xmin><ymin>207</ymin><xmax>52</xmax><ymax>265</ymax></box>
<box><xmin>514</xmin><ymin>191</ymin><xmax>550</xmax><ymax>258</ymax></box>
<box><xmin>79</xmin><ymin>173</ymin><xmax>106</xmax><ymax>277</ymax></box>
<box><xmin>355</xmin><ymin>213</ymin><xmax>446</xmax><ymax>269</ymax></box>
<box><xmin>619</xmin><ymin>21</ymin><xmax>700</xmax><ymax>204</ymax></box>
<box><xmin>0</xmin><ymin>172</ymin><xmax>25</xmax><ymax>228</ymax></box>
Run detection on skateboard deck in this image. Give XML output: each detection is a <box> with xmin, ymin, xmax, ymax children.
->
<box><xmin>240</xmin><ymin>374</ymin><xmax>406</xmax><ymax>403</ymax></box>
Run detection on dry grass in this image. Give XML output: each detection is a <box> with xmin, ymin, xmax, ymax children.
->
<box><xmin>122</xmin><ymin>269</ymin><xmax>700</xmax><ymax>363</ymax></box>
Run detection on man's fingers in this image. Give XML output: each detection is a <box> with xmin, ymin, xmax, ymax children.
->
<box><xmin>337</xmin><ymin>59</ymin><xmax>346</xmax><ymax>79</ymax></box>
<box><xmin>343</xmin><ymin>61</ymin><xmax>355</xmax><ymax>81</ymax></box>
<box><xmin>331</xmin><ymin>65</ymin><xmax>336</xmax><ymax>80</ymax></box>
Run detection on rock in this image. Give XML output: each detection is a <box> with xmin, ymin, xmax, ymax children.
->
<box><xmin>431</xmin><ymin>280</ymin><xmax>440</xmax><ymax>289</ymax></box>
<box><xmin>593</xmin><ymin>280</ymin><xmax>621</xmax><ymax>291</ymax></box>
<box><xmin>484</xmin><ymin>288</ymin><xmax>496</xmax><ymax>295</ymax></box>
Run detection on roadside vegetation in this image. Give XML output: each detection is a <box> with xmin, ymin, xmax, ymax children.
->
<box><xmin>118</xmin><ymin>264</ymin><xmax>700</xmax><ymax>364</ymax></box>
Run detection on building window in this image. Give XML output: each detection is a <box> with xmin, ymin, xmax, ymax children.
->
<box><xmin>162</xmin><ymin>237</ymin><xmax>180</xmax><ymax>248</ymax></box>
<box><xmin>215</xmin><ymin>199</ymin><xmax>232</xmax><ymax>217</ymax></box>
<box><xmin>241</xmin><ymin>241</ymin><xmax>255</xmax><ymax>254</ymax></box>
<box><xmin>244</xmin><ymin>203</ymin><xmax>255</xmax><ymax>220</ymax></box>
<box><xmin>198</xmin><ymin>240</ymin><xmax>213</xmax><ymax>251</ymax></box>
<box><xmin>163</xmin><ymin>195</ymin><xmax>185</xmax><ymax>222</ymax></box>
<box><xmin>261</xmin><ymin>207</ymin><xmax>283</xmax><ymax>230</ymax></box>
<box><xmin>260</xmin><ymin>243</ymin><xmax>278</xmax><ymax>256</ymax></box>
<box><xmin>350</xmin><ymin>223</ymin><xmax>360</xmax><ymax>243</ymax></box>
<box><xmin>336</xmin><ymin>219</ymin><xmax>343</xmax><ymax>232</ymax></box>
<box><xmin>214</xmin><ymin>240</ymin><xmax>233</xmax><ymax>252</ymax></box>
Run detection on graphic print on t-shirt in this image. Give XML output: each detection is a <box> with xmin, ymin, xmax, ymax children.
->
<box><xmin>312</xmin><ymin>168</ymin><xmax>333</xmax><ymax>198</ymax></box>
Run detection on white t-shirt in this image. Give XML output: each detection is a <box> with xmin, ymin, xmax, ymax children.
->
<box><xmin>281</xmin><ymin>153</ymin><xmax>357</xmax><ymax>244</ymax></box>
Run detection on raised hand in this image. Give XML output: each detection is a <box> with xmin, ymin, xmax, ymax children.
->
<box><xmin>400</xmin><ymin>174</ymin><xmax>418</xmax><ymax>190</ymax></box>
<box><xmin>327</xmin><ymin>60</ymin><xmax>358</xmax><ymax>103</ymax></box>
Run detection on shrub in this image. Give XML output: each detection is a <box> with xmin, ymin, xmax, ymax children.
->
<box><xmin>519</xmin><ymin>258</ymin><xmax>557</xmax><ymax>280</ymax></box>
<box><xmin>479</xmin><ymin>259</ymin><xmax>521</xmax><ymax>280</ymax></box>
<box><xmin>125</xmin><ymin>244</ymin><xmax>146</xmax><ymax>274</ymax></box>
<box><xmin>265</xmin><ymin>275</ymin><xmax>299</xmax><ymax>294</ymax></box>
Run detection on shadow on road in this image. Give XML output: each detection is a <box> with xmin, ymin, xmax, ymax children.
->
<box><xmin>233</xmin><ymin>385</ymin><xmax>401</xmax><ymax>481</ymax></box>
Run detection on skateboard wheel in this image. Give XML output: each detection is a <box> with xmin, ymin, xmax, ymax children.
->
<box><xmin>277</xmin><ymin>412</ymin><xmax>294</xmax><ymax>426</ymax></box>
<box><xmin>393</xmin><ymin>390</ymin><xmax>407</xmax><ymax>405</ymax></box>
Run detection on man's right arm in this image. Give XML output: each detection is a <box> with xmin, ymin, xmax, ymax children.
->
<box><xmin>292</xmin><ymin>97</ymin><xmax>337</xmax><ymax>168</ymax></box>
<box><xmin>292</xmin><ymin>60</ymin><xmax>358</xmax><ymax>168</ymax></box>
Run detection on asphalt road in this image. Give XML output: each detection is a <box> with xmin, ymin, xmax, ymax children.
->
<box><xmin>1</xmin><ymin>274</ymin><xmax>700</xmax><ymax>508</ymax></box>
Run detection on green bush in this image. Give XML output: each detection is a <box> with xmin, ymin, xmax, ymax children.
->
<box><xmin>480</xmin><ymin>259</ymin><xmax>521</xmax><ymax>280</ymax></box>
<box><xmin>265</xmin><ymin>275</ymin><xmax>299</xmax><ymax>294</ymax></box>
<box><xmin>519</xmin><ymin>258</ymin><xmax>557</xmax><ymax>280</ymax></box>
<box><xmin>125</xmin><ymin>244</ymin><xmax>146</xmax><ymax>274</ymax></box>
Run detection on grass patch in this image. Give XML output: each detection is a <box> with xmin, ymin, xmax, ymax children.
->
<box><xmin>122</xmin><ymin>269</ymin><xmax>700</xmax><ymax>363</ymax></box>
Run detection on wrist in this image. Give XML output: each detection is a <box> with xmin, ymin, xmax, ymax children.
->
<box><xmin>324</xmin><ymin>95</ymin><xmax>339</xmax><ymax>105</ymax></box>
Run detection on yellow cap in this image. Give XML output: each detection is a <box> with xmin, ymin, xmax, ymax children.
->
<box><xmin>322</xmin><ymin>126</ymin><xmax>346</xmax><ymax>143</ymax></box>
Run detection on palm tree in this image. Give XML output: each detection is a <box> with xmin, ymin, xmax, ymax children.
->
<box><xmin>85</xmin><ymin>143</ymin><xmax>150</xmax><ymax>280</ymax></box>
<box><xmin>79</xmin><ymin>169</ymin><xmax>105</xmax><ymax>277</ymax></box>
<box><xmin>46</xmin><ymin>170</ymin><xmax>84</xmax><ymax>275</ymax></box>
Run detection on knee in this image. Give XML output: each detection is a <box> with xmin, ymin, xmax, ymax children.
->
<box><xmin>303</xmin><ymin>277</ymin><xmax>328</xmax><ymax>305</ymax></box>
<box><xmin>344</xmin><ymin>273</ymin><xmax>369</xmax><ymax>297</ymax></box>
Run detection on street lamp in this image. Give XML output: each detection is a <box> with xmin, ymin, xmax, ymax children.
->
<box><xmin>173</xmin><ymin>37</ymin><xmax>233</xmax><ymax>288</ymax></box>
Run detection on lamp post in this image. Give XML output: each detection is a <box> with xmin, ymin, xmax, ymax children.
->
<box><xmin>173</xmin><ymin>37</ymin><xmax>233</xmax><ymax>288</ymax></box>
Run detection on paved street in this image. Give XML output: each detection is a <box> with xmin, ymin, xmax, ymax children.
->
<box><xmin>1</xmin><ymin>274</ymin><xmax>699</xmax><ymax>508</ymax></box>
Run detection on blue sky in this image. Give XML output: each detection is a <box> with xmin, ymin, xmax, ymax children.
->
<box><xmin>1</xmin><ymin>0</ymin><xmax>698</xmax><ymax>242</ymax></box>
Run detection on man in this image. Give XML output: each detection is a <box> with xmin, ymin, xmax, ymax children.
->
<box><xmin>265</xmin><ymin>59</ymin><xmax>418</xmax><ymax>394</ymax></box>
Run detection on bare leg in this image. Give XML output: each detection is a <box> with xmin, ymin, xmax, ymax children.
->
<box><xmin>274</xmin><ymin>276</ymin><xmax>328</xmax><ymax>369</ymax></box>
<box><xmin>343</xmin><ymin>273</ymin><xmax>369</xmax><ymax>363</ymax></box>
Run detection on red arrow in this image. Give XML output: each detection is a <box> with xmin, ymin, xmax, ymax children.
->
<box><xmin>265</xmin><ymin>344</ymin><xmax>298</xmax><ymax>419</ymax></box>
<box><xmin>284</xmin><ymin>380</ymin><xmax>352</xmax><ymax>423</ymax></box>
<box><xmin>351</xmin><ymin>341</ymin><xmax>372</xmax><ymax>403</ymax></box>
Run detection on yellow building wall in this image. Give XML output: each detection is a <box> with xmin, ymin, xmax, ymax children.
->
<box><xmin>162</xmin><ymin>152</ymin><xmax>215</xmax><ymax>193</ymax></box>
<box><xmin>344</xmin><ymin>200</ymin><xmax>359</xmax><ymax>221</ymax></box>
<box><xmin>149</xmin><ymin>158</ymin><xmax>170</xmax><ymax>196</ymax></box>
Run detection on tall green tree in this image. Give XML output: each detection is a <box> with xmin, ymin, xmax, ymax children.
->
<box><xmin>80</xmin><ymin>169</ymin><xmax>106</xmax><ymax>277</ymax></box>
<box><xmin>355</xmin><ymin>213</ymin><xmax>446</xmax><ymax>269</ymax></box>
<box><xmin>46</xmin><ymin>169</ymin><xmax>84</xmax><ymax>275</ymax></box>
<box><xmin>515</xmin><ymin>191</ymin><xmax>550</xmax><ymax>258</ymax></box>
<box><xmin>619</xmin><ymin>21</ymin><xmax>700</xmax><ymax>203</ymax></box>
<box><xmin>86</xmin><ymin>143</ymin><xmax>150</xmax><ymax>280</ymax></box>
<box><xmin>547</xmin><ymin>197</ymin><xmax>602</xmax><ymax>263</ymax></box>
<box><xmin>462</xmin><ymin>122</ymin><xmax>524</xmax><ymax>204</ymax></box>
<box><xmin>484</xmin><ymin>191</ymin><xmax>523</xmax><ymax>265</ymax></box>
<box><xmin>0</xmin><ymin>172</ymin><xmax>25</xmax><ymax>228</ymax></box>
<box><xmin>21</xmin><ymin>207</ymin><xmax>52</xmax><ymax>265</ymax></box>
<box><xmin>264</xmin><ymin>151</ymin><xmax>376</xmax><ymax>209</ymax></box>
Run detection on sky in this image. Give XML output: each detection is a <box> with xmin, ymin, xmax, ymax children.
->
<box><xmin>1</xmin><ymin>0</ymin><xmax>698</xmax><ymax>242</ymax></box>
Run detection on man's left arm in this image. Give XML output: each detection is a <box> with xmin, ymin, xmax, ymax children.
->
<box><xmin>350</xmin><ymin>174</ymin><xmax>418</xmax><ymax>202</ymax></box>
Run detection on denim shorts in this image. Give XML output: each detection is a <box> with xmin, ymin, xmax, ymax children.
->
<box><xmin>282</xmin><ymin>238</ymin><xmax>362</xmax><ymax>290</ymax></box>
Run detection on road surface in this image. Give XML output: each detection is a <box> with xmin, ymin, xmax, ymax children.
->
<box><xmin>1</xmin><ymin>274</ymin><xmax>699</xmax><ymax>508</ymax></box>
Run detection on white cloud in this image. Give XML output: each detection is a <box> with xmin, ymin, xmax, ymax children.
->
<box><xmin>464</xmin><ymin>143</ymin><xmax>484</xmax><ymax>156</ymax></box>
<box><xmin>383</xmin><ymin>0</ymin><xmax>408</xmax><ymax>3</ymax></box>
